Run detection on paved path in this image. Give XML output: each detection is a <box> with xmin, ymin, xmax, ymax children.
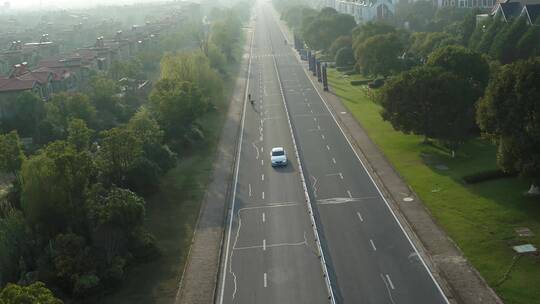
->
<box><xmin>174</xmin><ymin>21</ymin><xmax>254</xmax><ymax>304</ymax></box>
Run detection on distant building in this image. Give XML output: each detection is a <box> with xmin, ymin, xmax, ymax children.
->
<box><xmin>491</xmin><ymin>0</ymin><xmax>540</xmax><ymax>23</ymax></box>
<box><xmin>435</xmin><ymin>0</ymin><xmax>496</xmax><ymax>9</ymax></box>
<box><xmin>323</xmin><ymin>0</ymin><xmax>395</xmax><ymax>23</ymax></box>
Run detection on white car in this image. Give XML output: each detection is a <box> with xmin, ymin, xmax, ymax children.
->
<box><xmin>271</xmin><ymin>147</ymin><xmax>287</xmax><ymax>167</ymax></box>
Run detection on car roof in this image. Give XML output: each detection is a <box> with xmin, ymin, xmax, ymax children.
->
<box><xmin>271</xmin><ymin>147</ymin><xmax>284</xmax><ymax>152</ymax></box>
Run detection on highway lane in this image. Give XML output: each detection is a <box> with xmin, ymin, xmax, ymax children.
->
<box><xmin>264</xmin><ymin>3</ymin><xmax>450</xmax><ymax>304</ymax></box>
<box><xmin>218</xmin><ymin>7</ymin><xmax>330</xmax><ymax>304</ymax></box>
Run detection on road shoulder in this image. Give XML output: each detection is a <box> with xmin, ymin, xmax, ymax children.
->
<box><xmin>174</xmin><ymin>26</ymin><xmax>253</xmax><ymax>304</ymax></box>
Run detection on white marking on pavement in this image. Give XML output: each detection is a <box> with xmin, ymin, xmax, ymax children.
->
<box><xmin>262</xmin><ymin>212</ymin><xmax>266</xmax><ymax>223</ymax></box>
<box><xmin>332</xmin><ymin>158</ymin><xmax>336</xmax><ymax>164</ymax></box>
<box><xmin>317</xmin><ymin>125</ymin><xmax>321</xmax><ymax>130</ymax></box>
<box><xmin>326</xmin><ymin>145</ymin><xmax>330</xmax><ymax>150</ymax></box>
<box><xmin>263</xmin><ymin>239</ymin><xmax>266</xmax><ymax>251</ymax></box>
<box><xmin>357</xmin><ymin>211</ymin><xmax>364</xmax><ymax>222</ymax></box>
<box><xmin>262</xmin><ymin>192</ymin><xmax>265</xmax><ymax>200</ymax></box>
<box><xmin>339</xmin><ymin>172</ymin><xmax>343</xmax><ymax>179</ymax></box>
<box><xmin>252</xmin><ymin>142</ymin><xmax>260</xmax><ymax>159</ymax></box>
<box><xmin>262</xmin><ymin>174</ymin><xmax>264</xmax><ymax>181</ymax></box>
<box><xmin>380</xmin><ymin>274</ymin><xmax>397</xmax><ymax>304</ymax></box>
<box><xmin>370</xmin><ymin>239</ymin><xmax>377</xmax><ymax>251</ymax></box>
<box><xmin>264</xmin><ymin>273</ymin><xmax>267</xmax><ymax>288</ymax></box>
<box><xmin>347</xmin><ymin>190</ymin><xmax>352</xmax><ymax>198</ymax></box>
<box><xmin>386</xmin><ymin>274</ymin><xmax>395</xmax><ymax>290</ymax></box>
<box><xmin>321</xmin><ymin>134</ymin><xmax>325</xmax><ymax>140</ymax></box>
<box><xmin>249</xmin><ymin>184</ymin><xmax>252</xmax><ymax>197</ymax></box>
<box><xmin>261</xmin><ymin>159</ymin><xmax>264</xmax><ymax>166</ymax></box>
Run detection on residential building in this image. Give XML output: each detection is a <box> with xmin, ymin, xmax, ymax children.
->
<box><xmin>491</xmin><ymin>0</ymin><xmax>540</xmax><ymax>23</ymax></box>
<box><xmin>323</xmin><ymin>0</ymin><xmax>395</xmax><ymax>23</ymax></box>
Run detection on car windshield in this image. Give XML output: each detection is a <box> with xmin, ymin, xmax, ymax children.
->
<box><xmin>272</xmin><ymin>150</ymin><xmax>284</xmax><ymax>156</ymax></box>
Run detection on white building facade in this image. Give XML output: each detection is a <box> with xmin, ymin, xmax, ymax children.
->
<box><xmin>322</xmin><ymin>0</ymin><xmax>395</xmax><ymax>23</ymax></box>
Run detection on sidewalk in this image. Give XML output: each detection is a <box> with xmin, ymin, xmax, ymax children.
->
<box><xmin>174</xmin><ymin>26</ymin><xmax>252</xmax><ymax>304</ymax></box>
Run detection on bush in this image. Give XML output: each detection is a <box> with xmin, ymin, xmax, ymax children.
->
<box><xmin>335</xmin><ymin>46</ymin><xmax>355</xmax><ymax>68</ymax></box>
<box><xmin>368</xmin><ymin>79</ymin><xmax>385</xmax><ymax>88</ymax></box>
<box><xmin>462</xmin><ymin>169</ymin><xmax>516</xmax><ymax>184</ymax></box>
<box><xmin>336</xmin><ymin>66</ymin><xmax>354</xmax><ymax>72</ymax></box>
<box><xmin>350</xmin><ymin>80</ymin><xmax>372</xmax><ymax>86</ymax></box>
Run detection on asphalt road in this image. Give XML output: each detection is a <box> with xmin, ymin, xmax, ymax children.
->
<box><xmin>218</xmin><ymin>2</ymin><xmax>450</xmax><ymax>303</ymax></box>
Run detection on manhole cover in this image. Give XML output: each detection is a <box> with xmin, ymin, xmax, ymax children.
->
<box><xmin>435</xmin><ymin>164</ymin><xmax>449</xmax><ymax>170</ymax></box>
<box><xmin>403</xmin><ymin>197</ymin><xmax>414</xmax><ymax>202</ymax></box>
<box><xmin>515</xmin><ymin>227</ymin><xmax>535</xmax><ymax>237</ymax></box>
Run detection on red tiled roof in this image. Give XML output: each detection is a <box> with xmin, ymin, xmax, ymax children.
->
<box><xmin>0</xmin><ymin>78</ymin><xmax>36</xmax><ymax>92</ymax></box>
<box><xmin>33</xmin><ymin>66</ymin><xmax>71</xmax><ymax>81</ymax></box>
<box><xmin>18</xmin><ymin>71</ymin><xmax>51</xmax><ymax>84</ymax></box>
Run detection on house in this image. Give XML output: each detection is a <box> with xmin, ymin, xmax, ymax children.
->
<box><xmin>435</xmin><ymin>0</ymin><xmax>497</xmax><ymax>9</ymax></box>
<box><xmin>491</xmin><ymin>0</ymin><xmax>540</xmax><ymax>23</ymax></box>
<box><xmin>0</xmin><ymin>73</ymin><xmax>43</xmax><ymax>120</ymax></box>
<box><xmin>323</xmin><ymin>0</ymin><xmax>395</xmax><ymax>23</ymax></box>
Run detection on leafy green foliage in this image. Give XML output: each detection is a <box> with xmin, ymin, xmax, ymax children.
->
<box><xmin>352</xmin><ymin>21</ymin><xmax>396</xmax><ymax>50</ymax></box>
<box><xmin>489</xmin><ymin>16</ymin><xmax>528</xmax><ymax>63</ymax></box>
<box><xmin>97</xmin><ymin>127</ymin><xmax>143</xmax><ymax>185</ymax></box>
<box><xmin>67</xmin><ymin>119</ymin><xmax>93</xmax><ymax>152</ymax></box>
<box><xmin>45</xmin><ymin>93</ymin><xmax>97</xmax><ymax>136</ymax></box>
<box><xmin>21</xmin><ymin>141</ymin><xmax>94</xmax><ymax>237</ymax></box>
<box><xmin>0</xmin><ymin>282</ymin><xmax>62</xmax><ymax>304</ymax></box>
<box><xmin>335</xmin><ymin>47</ymin><xmax>355</xmax><ymax>67</ymax></box>
<box><xmin>379</xmin><ymin>66</ymin><xmax>476</xmax><ymax>146</ymax></box>
<box><xmin>0</xmin><ymin>131</ymin><xmax>25</xmax><ymax>177</ymax></box>
<box><xmin>477</xmin><ymin>58</ymin><xmax>540</xmax><ymax>185</ymax></box>
<box><xmin>0</xmin><ymin>202</ymin><xmax>28</xmax><ymax>286</ymax></box>
<box><xmin>0</xmin><ymin>92</ymin><xmax>45</xmax><ymax>138</ymax></box>
<box><xmin>408</xmin><ymin>32</ymin><xmax>460</xmax><ymax>60</ymax></box>
<box><xmin>302</xmin><ymin>8</ymin><xmax>356</xmax><ymax>51</ymax></box>
<box><xmin>355</xmin><ymin>33</ymin><xmax>404</xmax><ymax>77</ymax></box>
<box><xmin>329</xmin><ymin>35</ymin><xmax>352</xmax><ymax>58</ymax></box>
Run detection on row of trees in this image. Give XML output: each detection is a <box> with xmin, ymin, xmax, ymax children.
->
<box><xmin>278</xmin><ymin>2</ymin><xmax>540</xmax><ymax>191</ymax></box>
<box><xmin>0</xmin><ymin>3</ymin><xmax>248</xmax><ymax>302</ymax></box>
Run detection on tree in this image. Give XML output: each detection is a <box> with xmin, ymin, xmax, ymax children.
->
<box><xmin>210</xmin><ymin>11</ymin><xmax>242</xmax><ymax>61</ymax></box>
<box><xmin>335</xmin><ymin>46</ymin><xmax>355</xmax><ymax>67</ymax></box>
<box><xmin>477</xmin><ymin>58</ymin><xmax>540</xmax><ymax>194</ymax></box>
<box><xmin>45</xmin><ymin>92</ymin><xmax>97</xmax><ymax>135</ymax></box>
<box><xmin>302</xmin><ymin>8</ymin><xmax>356</xmax><ymax>51</ymax></box>
<box><xmin>355</xmin><ymin>33</ymin><xmax>404</xmax><ymax>77</ymax></box>
<box><xmin>86</xmin><ymin>184</ymin><xmax>146</xmax><ymax>264</ymax></box>
<box><xmin>352</xmin><ymin>21</ymin><xmax>396</xmax><ymax>49</ymax></box>
<box><xmin>67</xmin><ymin>119</ymin><xmax>93</xmax><ymax>151</ymax></box>
<box><xmin>489</xmin><ymin>16</ymin><xmax>528</xmax><ymax>63</ymax></box>
<box><xmin>150</xmin><ymin>80</ymin><xmax>208</xmax><ymax>142</ymax></box>
<box><xmin>408</xmin><ymin>32</ymin><xmax>460</xmax><ymax>60</ymax></box>
<box><xmin>515</xmin><ymin>25</ymin><xmax>540</xmax><ymax>60</ymax></box>
<box><xmin>0</xmin><ymin>131</ymin><xmax>25</xmax><ymax>178</ymax></box>
<box><xmin>159</xmin><ymin>52</ymin><xmax>222</xmax><ymax>104</ymax></box>
<box><xmin>329</xmin><ymin>35</ymin><xmax>352</xmax><ymax>58</ymax></box>
<box><xmin>379</xmin><ymin>66</ymin><xmax>476</xmax><ymax>151</ymax></box>
<box><xmin>0</xmin><ymin>282</ymin><xmax>62</xmax><ymax>304</ymax></box>
<box><xmin>0</xmin><ymin>201</ymin><xmax>28</xmax><ymax>286</ymax></box>
<box><xmin>50</xmin><ymin>233</ymin><xmax>98</xmax><ymax>296</ymax></box>
<box><xmin>0</xmin><ymin>92</ymin><xmax>45</xmax><ymax>137</ymax></box>
<box><xmin>475</xmin><ymin>17</ymin><xmax>504</xmax><ymax>54</ymax></box>
<box><xmin>96</xmin><ymin>127</ymin><xmax>143</xmax><ymax>185</ymax></box>
<box><xmin>427</xmin><ymin>45</ymin><xmax>490</xmax><ymax>97</ymax></box>
<box><xmin>21</xmin><ymin>141</ymin><xmax>94</xmax><ymax>237</ymax></box>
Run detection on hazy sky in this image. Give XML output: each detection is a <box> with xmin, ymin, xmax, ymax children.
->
<box><xmin>6</xmin><ymin>0</ymin><xmax>170</xmax><ymax>10</ymax></box>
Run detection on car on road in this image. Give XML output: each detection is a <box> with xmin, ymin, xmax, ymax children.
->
<box><xmin>271</xmin><ymin>147</ymin><xmax>287</xmax><ymax>167</ymax></box>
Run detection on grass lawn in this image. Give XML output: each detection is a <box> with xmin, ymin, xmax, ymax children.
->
<box><xmin>328</xmin><ymin>69</ymin><xmax>540</xmax><ymax>304</ymax></box>
<box><xmin>99</xmin><ymin>37</ymin><xmax>244</xmax><ymax>304</ymax></box>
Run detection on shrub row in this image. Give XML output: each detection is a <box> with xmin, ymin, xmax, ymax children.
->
<box><xmin>462</xmin><ymin>169</ymin><xmax>516</xmax><ymax>184</ymax></box>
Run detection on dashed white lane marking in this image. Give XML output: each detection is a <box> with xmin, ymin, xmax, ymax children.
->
<box><xmin>313</xmin><ymin>117</ymin><xmax>317</xmax><ymax>121</ymax></box>
<box><xmin>326</xmin><ymin>145</ymin><xmax>330</xmax><ymax>150</ymax></box>
<box><xmin>252</xmin><ymin>142</ymin><xmax>260</xmax><ymax>159</ymax></box>
<box><xmin>386</xmin><ymin>274</ymin><xmax>395</xmax><ymax>290</ymax></box>
<box><xmin>261</xmin><ymin>147</ymin><xmax>264</xmax><ymax>153</ymax></box>
<box><xmin>264</xmin><ymin>273</ymin><xmax>267</xmax><ymax>288</ymax></box>
<box><xmin>310</xmin><ymin>109</ymin><xmax>313</xmax><ymax>113</ymax></box>
<box><xmin>357</xmin><ymin>211</ymin><xmax>364</xmax><ymax>222</ymax></box>
<box><xmin>260</xmin><ymin>135</ymin><xmax>263</xmax><ymax>141</ymax></box>
<box><xmin>347</xmin><ymin>190</ymin><xmax>352</xmax><ymax>198</ymax></box>
<box><xmin>249</xmin><ymin>184</ymin><xmax>252</xmax><ymax>197</ymax></box>
<box><xmin>332</xmin><ymin>158</ymin><xmax>336</xmax><ymax>164</ymax></box>
<box><xmin>370</xmin><ymin>239</ymin><xmax>377</xmax><ymax>251</ymax></box>
<box><xmin>307</xmin><ymin>103</ymin><xmax>311</xmax><ymax>107</ymax></box>
<box><xmin>262</xmin><ymin>192</ymin><xmax>265</xmax><ymax>200</ymax></box>
<box><xmin>339</xmin><ymin>172</ymin><xmax>343</xmax><ymax>179</ymax></box>
<box><xmin>262</xmin><ymin>174</ymin><xmax>265</xmax><ymax>181</ymax></box>
<box><xmin>262</xmin><ymin>212</ymin><xmax>266</xmax><ymax>223</ymax></box>
<box><xmin>263</xmin><ymin>239</ymin><xmax>266</xmax><ymax>251</ymax></box>
<box><xmin>321</xmin><ymin>134</ymin><xmax>325</xmax><ymax>140</ymax></box>
<box><xmin>261</xmin><ymin>159</ymin><xmax>264</xmax><ymax>166</ymax></box>
<box><xmin>317</xmin><ymin>125</ymin><xmax>321</xmax><ymax>130</ymax></box>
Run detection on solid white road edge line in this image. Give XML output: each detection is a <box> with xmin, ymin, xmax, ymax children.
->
<box><xmin>217</xmin><ymin>22</ymin><xmax>254</xmax><ymax>304</ymax></box>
